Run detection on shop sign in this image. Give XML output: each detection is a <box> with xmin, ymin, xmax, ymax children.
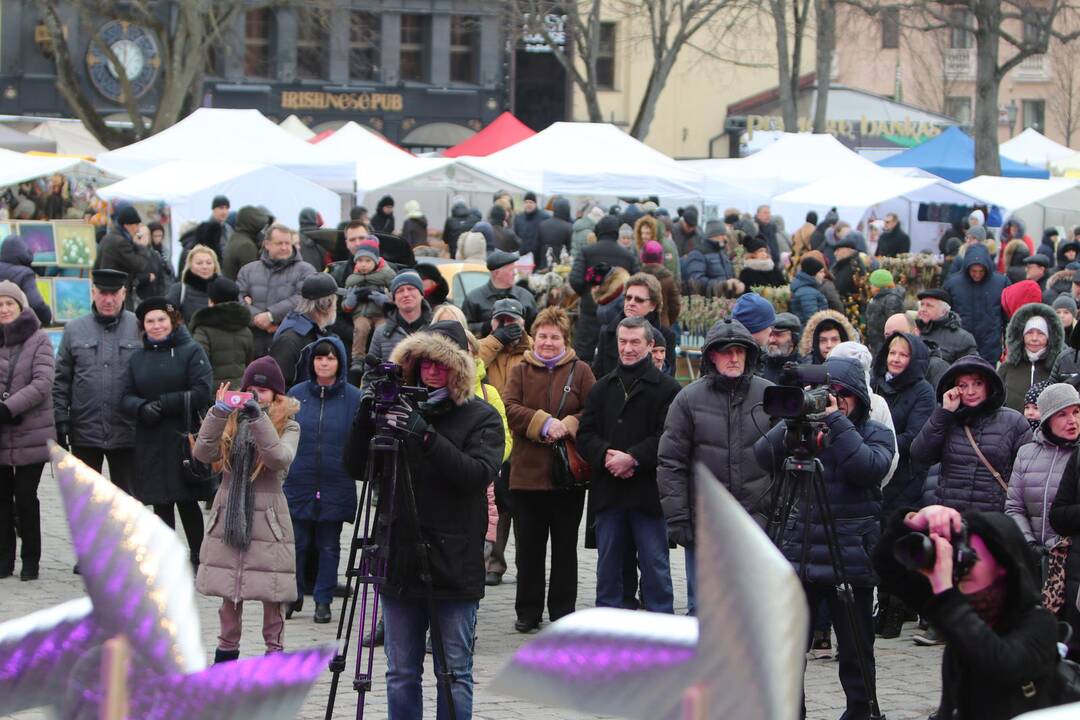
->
<box><xmin>521</xmin><ymin>14</ymin><xmax>567</xmax><ymax>53</ymax></box>
<box><xmin>280</xmin><ymin>91</ymin><xmax>404</xmax><ymax>112</ymax></box>
<box><xmin>746</xmin><ymin>114</ymin><xmax>946</xmax><ymax>143</ymax></box>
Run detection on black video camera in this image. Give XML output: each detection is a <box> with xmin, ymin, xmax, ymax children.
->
<box><xmin>763</xmin><ymin>362</ymin><xmax>832</xmax><ymax>419</ymax></box>
<box><xmin>893</xmin><ymin>522</ymin><xmax>978</xmax><ymax>581</ymax></box>
<box><xmin>362</xmin><ymin>357</ymin><xmax>428</xmax><ymax>419</ymax></box>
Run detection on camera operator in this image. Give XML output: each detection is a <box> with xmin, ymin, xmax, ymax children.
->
<box><xmin>344</xmin><ymin>320</ymin><xmax>504</xmax><ymax>720</ymax></box>
<box><xmin>753</xmin><ymin>356</ymin><xmax>895</xmax><ymax>720</ymax></box>
<box><xmin>873</xmin><ymin>505</ymin><xmax>1060</xmax><ymax>719</ymax></box>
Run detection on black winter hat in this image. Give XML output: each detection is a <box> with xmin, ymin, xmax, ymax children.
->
<box><xmin>116</xmin><ymin>205</ymin><xmax>141</xmax><ymax>226</ymax></box>
<box><xmin>211</xmin><ymin>195</ymin><xmax>230</xmax><ymax>209</ymax></box>
<box><xmin>241</xmin><ymin>356</ymin><xmax>286</xmax><ymax>396</ymax></box>
<box><xmin>135</xmin><ymin>296</ymin><xmax>177</xmax><ymax>323</ymax></box>
<box><xmin>743</xmin><ymin>235</ymin><xmax>769</xmax><ymax>254</ymax></box>
<box><xmin>208</xmin><ymin>276</ymin><xmax>240</xmax><ymax>304</ymax></box>
<box><xmin>301</xmin><ymin>273</ymin><xmax>346</xmax><ymax>300</ymax></box>
<box><xmin>594</xmin><ymin>215</ymin><xmax>621</xmax><ymax>241</ymax></box>
<box><xmin>800</xmin><ymin>256</ymin><xmax>825</xmax><ymax>276</ymax></box>
<box><xmin>917</xmin><ymin>288</ymin><xmax>952</xmax><ymax>304</ymax></box>
<box><xmin>427</xmin><ymin>320</ymin><xmax>470</xmax><ymax>351</ymax></box>
<box><xmin>1023</xmin><ymin>254</ymin><xmax>1050</xmax><ymax>268</ymax></box>
<box><xmin>681</xmin><ymin>207</ymin><xmax>698</xmax><ymax>227</ymax></box>
<box><xmin>524</xmin><ymin>191</ymin><xmax>537</xmax><ymax>203</ymax></box>
<box><xmin>704</xmin><ymin>219</ymin><xmax>726</xmax><ymax>239</ymax></box>
<box><xmin>487</xmin><ymin>249</ymin><xmax>519</xmax><ymax>271</ymax></box>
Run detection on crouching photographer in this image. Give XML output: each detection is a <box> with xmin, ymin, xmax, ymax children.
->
<box><xmin>344</xmin><ymin>320</ymin><xmax>504</xmax><ymax>720</ymax></box>
<box><xmin>872</xmin><ymin>504</ymin><xmax>1061</xmax><ymax>719</ymax></box>
<box><xmin>753</xmin><ymin>356</ymin><xmax>895</xmax><ymax>720</ymax></box>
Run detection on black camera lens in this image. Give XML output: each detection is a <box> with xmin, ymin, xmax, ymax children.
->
<box><xmin>893</xmin><ymin>532</ymin><xmax>935</xmax><ymax>572</ymax></box>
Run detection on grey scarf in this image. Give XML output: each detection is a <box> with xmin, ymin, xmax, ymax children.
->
<box><xmin>223</xmin><ymin>417</ymin><xmax>258</xmax><ymax>551</ymax></box>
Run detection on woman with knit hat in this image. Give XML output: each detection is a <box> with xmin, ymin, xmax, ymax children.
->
<box><xmin>639</xmin><ymin>241</ymin><xmax>680</xmax><ymax>328</ymax></box>
<box><xmin>194</xmin><ymin>356</ymin><xmax>301</xmax><ymax>662</ymax></box>
<box><xmin>997</xmin><ymin>303</ymin><xmax>1064</xmax><ymax>413</ymax></box>
<box><xmin>122</xmin><ymin>297</ymin><xmax>213</xmax><ymax>566</ymax></box>
<box><xmin>0</xmin><ymin>281</ymin><xmax>55</xmax><ymax>581</ymax></box>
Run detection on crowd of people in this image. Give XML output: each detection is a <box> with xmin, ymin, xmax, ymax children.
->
<box><xmin>2</xmin><ymin>189</ymin><xmax>1080</xmax><ymax>720</ymax></box>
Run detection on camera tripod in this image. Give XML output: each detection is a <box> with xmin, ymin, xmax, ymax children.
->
<box><xmin>768</xmin><ymin>445</ymin><xmax>886</xmax><ymax>720</ymax></box>
<box><xmin>324</xmin><ymin>431</ymin><xmax>458</xmax><ymax>720</ymax></box>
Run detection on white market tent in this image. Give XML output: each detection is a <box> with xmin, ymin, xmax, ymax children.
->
<box><xmin>0</xmin><ymin>146</ymin><xmax>117</xmax><ymax>187</ymax></box>
<box><xmin>461</xmin><ymin>122</ymin><xmax>705</xmax><ymax>202</ymax></box>
<box><xmin>96</xmin><ymin>160</ymin><xmax>341</xmax><ymax>269</ymax></box>
<box><xmin>279</xmin><ymin>114</ymin><xmax>315</xmax><ymax>140</ymax></box>
<box><xmin>772</xmin><ymin>174</ymin><xmax>986</xmax><ymax>253</ymax></box>
<box><xmin>683</xmin><ymin>133</ymin><xmax>894</xmax><ymax>211</ymax></box>
<box><xmin>956</xmin><ymin>175</ymin><xmax>1080</xmax><ymax>240</ymax></box>
<box><xmin>1000</xmin><ymin>128</ymin><xmax>1075</xmax><ymax>170</ymax></box>
<box><xmin>95</xmin><ymin>108</ymin><xmax>354</xmax><ymax>191</ymax></box>
<box><xmin>29</xmin><ymin>121</ymin><xmax>108</xmax><ymax>157</ymax></box>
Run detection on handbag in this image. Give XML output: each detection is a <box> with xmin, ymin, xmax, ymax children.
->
<box><xmin>1043</xmin><ymin>536</ymin><xmax>1072</xmax><ymax>615</ymax></box>
<box><xmin>963</xmin><ymin>425</ymin><xmax>1008</xmax><ymax>493</ymax></box>
<box><xmin>180</xmin><ymin>391</ymin><xmax>217</xmax><ymax>486</ymax></box>
<box><xmin>549</xmin><ymin>362</ymin><xmax>590</xmax><ymax>490</ymax></box>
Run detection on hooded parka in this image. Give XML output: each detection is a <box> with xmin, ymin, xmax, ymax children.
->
<box><xmin>997</xmin><ymin>302</ymin><xmax>1064</xmax><ymax>412</ymax></box>
<box><xmin>944</xmin><ymin>244</ymin><xmax>1010</xmax><ymax>362</ymax></box>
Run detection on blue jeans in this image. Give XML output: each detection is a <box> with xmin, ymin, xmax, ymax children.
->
<box><xmin>594</xmin><ymin>508</ymin><xmax>673</xmax><ymax>613</ymax></box>
<box><xmin>381</xmin><ymin>594</ymin><xmax>478</xmax><ymax>720</ymax></box>
<box><xmin>684</xmin><ymin>546</ymin><xmax>696</xmax><ymax>615</ymax></box>
<box><xmin>292</xmin><ymin>519</ymin><xmax>343</xmax><ymax>604</ymax></box>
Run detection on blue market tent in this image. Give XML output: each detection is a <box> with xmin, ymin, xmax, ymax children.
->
<box><xmin>878</xmin><ymin>126</ymin><xmax>1049</xmax><ymax>182</ymax></box>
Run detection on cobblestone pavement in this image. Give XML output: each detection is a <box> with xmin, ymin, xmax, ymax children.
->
<box><xmin>1</xmin><ymin>463</ymin><xmax>943</xmax><ymax>720</ymax></box>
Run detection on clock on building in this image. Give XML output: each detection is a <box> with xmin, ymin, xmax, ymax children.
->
<box><xmin>85</xmin><ymin>21</ymin><xmax>161</xmax><ymax>102</ymax></box>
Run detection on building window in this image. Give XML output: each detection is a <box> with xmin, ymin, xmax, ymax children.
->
<box><xmin>296</xmin><ymin>8</ymin><xmax>329</xmax><ymax>80</ymax></box>
<box><xmin>400</xmin><ymin>14</ymin><xmax>427</xmax><ymax>82</ymax></box>
<box><xmin>596</xmin><ymin>22</ymin><xmax>616</xmax><ymax>89</ymax></box>
<box><xmin>881</xmin><ymin>7</ymin><xmax>899</xmax><ymax>49</ymax></box>
<box><xmin>1023</xmin><ymin>99</ymin><xmax>1046</xmax><ymax>132</ymax></box>
<box><xmin>244</xmin><ymin>9</ymin><xmax>272</xmax><ymax>77</ymax></box>
<box><xmin>949</xmin><ymin>9</ymin><xmax>974</xmax><ymax>49</ymax></box>
<box><xmin>450</xmin><ymin>16</ymin><xmax>479</xmax><ymax>83</ymax></box>
<box><xmin>349</xmin><ymin>11</ymin><xmax>379</xmax><ymax>81</ymax></box>
<box><xmin>945</xmin><ymin>96</ymin><xmax>972</xmax><ymax>124</ymax></box>
<box><xmin>1023</xmin><ymin>12</ymin><xmax>1046</xmax><ymax>46</ymax></box>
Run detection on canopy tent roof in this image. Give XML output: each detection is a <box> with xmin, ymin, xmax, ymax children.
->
<box><xmin>0</xmin><ymin>147</ymin><xmax>118</xmax><ymax>187</ymax></box>
<box><xmin>1000</xmin><ymin>128</ymin><xmax>1074</xmax><ymax>169</ymax></box>
<box><xmin>878</xmin><ymin>126</ymin><xmax>1049</xmax><ymax>181</ymax></box>
<box><xmin>0</xmin><ymin>125</ymin><xmax>55</xmax><ymax>153</ymax></box>
<box><xmin>772</xmin><ymin>173</ymin><xmax>984</xmax><ymax>245</ymax></box>
<box><xmin>279</xmin><ymin>114</ymin><xmax>315</xmax><ymax>140</ymax></box>
<box><xmin>1050</xmin><ymin>150</ymin><xmax>1080</xmax><ymax>178</ymax></box>
<box><xmin>956</xmin><ymin>175</ymin><xmax>1080</xmax><ymax>215</ymax></box>
<box><xmin>95</xmin><ymin>108</ymin><xmax>354</xmax><ymax>191</ymax></box>
<box><xmin>441</xmin><ymin>112</ymin><xmax>535</xmax><ymax>158</ymax></box>
<box><xmin>461</xmin><ymin>122</ymin><xmax>704</xmax><ymax>201</ymax></box>
<box><xmin>96</xmin><ymin>160</ymin><xmax>341</xmax><ymax>266</ymax></box>
<box><xmin>682</xmin><ymin>133</ymin><xmax>892</xmax><ymax>209</ymax></box>
<box><xmin>29</xmin><ymin>121</ymin><xmax>107</xmax><ymax>157</ymax></box>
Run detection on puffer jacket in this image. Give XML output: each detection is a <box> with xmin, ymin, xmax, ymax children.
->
<box><xmin>221</xmin><ymin>206</ymin><xmax>269</xmax><ymax>280</ymax></box>
<box><xmin>195</xmin><ymin>400</ymin><xmax>301</xmax><ymax>603</ymax></box>
<box><xmin>865</xmin><ymin>286</ymin><xmax>907</xmax><ymax>355</ymax></box>
<box><xmin>0</xmin><ymin>237</ymin><xmax>51</xmax><ymax>325</ymax></box>
<box><xmin>798</xmin><ymin>309</ymin><xmax>857</xmax><ymax>364</ymax></box>
<box><xmin>442</xmin><ymin>201</ymin><xmax>476</xmax><ymax>258</ymax></box>
<box><xmin>189</xmin><ymin>302</ymin><xmax>254</xmax><ymax>389</ymax></box>
<box><xmin>52</xmin><ymin>309</ymin><xmax>141</xmax><ymax>449</ymax></box>
<box><xmin>285</xmin><ymin>336</ymin><xmax>362</xmax><ymax>523</ymax></box>
<box><xmin>1007</xmin><ymin>426</ymin><xmax>1077</xmax><ymax>549</ymax></box>
<box><xmin>997</xmin><ymin>302</ymin><xmax>1064</xmax><ymax>412</ymax></box>
<box><xmin>789</xmin><ymin>271</ymin><xmax>829</xmax><ymax>326</ymax></box>
<box><xmin>911</xmin><ymin>355</ymin><xmax>1033</xmax><ymax>512</ymax></box>
<box><xmin>1050</xmin><ymin>341</ymin><xmax>1080</xmax><ymax>384</ymax></box>
<box><xmin>568</xmin><ymin>238</ymin><xmax>640</xmax><ymax>362</ymax></box>
<box><xmin>570</xmin><ymin>215</ymin><xmax>596</xmax><ymax>262</ymax></box>
<box><xmin>513</xmin><ymin>207</ymin><xmax>550</xmax><ymax>258</ymax></box>
<box><xmin>659</xmin><ymin>320</ymin><xmax>773</xmax><ymax>534</ymax></box>
<box><xmin>165</xmin><ymin>271</ymin><xmax>214</xmax><ymax>324</ymax></box>
<box><xmin>681</xmin><ymin>238</ymin><xmax>734</xmax><ymax>295</ymax></box>
<box><xmin>236</xmin><ymin>249</ymin><xmax>318</xmax><ymax>326</ymax></box>
<box><xmin>754</xmin><ymin>356</ymin><xmax>895</xmax><ymax>586</ymax></box>
<box><xmin>916</xmin><ymin>309</ymin><xmax>979</xmax><ymax>364</ymax></box>
<box><xmin>368</xmin><ymin>301</ymin><xmax>433</xmax><ymax>362</ymax></box>
<box><xmin>0</xmin><ymin>309</ymin><xmax>55</xmax><ymax>466</ymax></box>
<box><xmin>535</xmin><ymin>198</ymin><xmax>573</xmax><ymax>269</ymax></box>
<box><xmin>944</xmin><ymin>244</ymin><xmax>1010</xmax><ymax>362</ymax></box>
<box><xmin>871</xmin><ymin>333</ymin><xmax>935</xmax><ymax>515</ymax></box>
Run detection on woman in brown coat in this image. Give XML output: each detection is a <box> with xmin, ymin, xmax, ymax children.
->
<box><xmin>503</xmin><ymin>307</ymin><xmax>596</xmax><ymax>633</ymax></box>
<box><xmin>0</xmin><ymin>281</ymin><xmax>54</xmax><ymax>581</ymax></box>
<box><xmin>194</xmin><ymin>355</ymin><xmax>301</xmax><ymax>662</ymax></box>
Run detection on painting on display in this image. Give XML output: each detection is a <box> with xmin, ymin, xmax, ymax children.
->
<box><xmin>35</xmin><ymin>278</ymin><xmax>53</xmax><ymax>317</ymax></box>
<box><xmin>19</xmin><ymin>223</ymin><xmax>56</xmax><ymax>265</ymax></box>
<box><xmin>55</xmin><ymin>223</ymin><xmax>96</xmax><ymax>268</ymax></box>
<box><xmin>52</xmin><ymin>278</ymin><xmax>92</xmax><ymax>323</ymax></box>
<box><xmin>44</xmin><ymin>329</ymin><xmax>64</xmax><ymax>357</ymax></box>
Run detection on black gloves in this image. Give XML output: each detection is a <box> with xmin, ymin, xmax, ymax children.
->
<box><xmin>343</xmin><ymin>286</ymin><xmax>375</xmax><ymax>313</ymax></box>
<box><xmin>240</xmin><ymin>399</ymin><xmax>262</xmax><ymax>420</ymax></box>
<box><xmin>55</xmin><ymin>420</ymin><xmax>71</xmax><ymax>449</ymax></box>
<box><xmin>0</xmin><ymin>404</ymin><xmax>14</xmax><ymax>425</ymax></box>
<box><xmin>138</xmin><ymin>401</ymin><xmax>163</xmax><ymax>427</ymax></box>
<box><xmin>492</xmin><ymin>322</ymin><xmax>523</xmax><ymax>346</ymax></box>
<box><xmin>384</xmin><ymin>402</ymin><xmax>429</xmax><ymax>440</ymax></box>
<box><xmin>668</xmin><ymin>522</ymin><xmax>694</xmax><ymax>548</ymax></box>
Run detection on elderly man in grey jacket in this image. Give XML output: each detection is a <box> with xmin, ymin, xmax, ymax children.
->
<box><xmin>237</xmin><ymin>223</ymin><xmax>317</xmax><ymax>356</ymax></box>
<box><xmin>657</xmin><ymin>318</ymin><xmax>773</xmax><ymax>614</ymax></box>
<box><xmin>53</xmin><ymin>269</ymin><xmax>141</xmax><ymax>495</ymax></box>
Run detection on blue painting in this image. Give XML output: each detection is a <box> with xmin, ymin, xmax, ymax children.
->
<box><xmin>52</xmin><ymin>278</ymin><xmax>92</xmax><ymax>323</ymax></box>
<box><xmin>45</xmin><ymin>329</ymin><xmax>63</xmax><ymax>357</ymax></box>
<box><xmin>19</xmin><ymin>222</ymin><xmax>56</xmax><ymax>265</ymax></box>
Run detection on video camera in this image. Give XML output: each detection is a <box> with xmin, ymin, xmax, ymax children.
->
<box><xmin>893</xmin><ymin>522</ymin><xmax>978</xmax><ymax>581</ymax></box>
<box><xmin>361</xmin><ymin>355</ymin><xmax>429</xmax><ymax>420</ymax></box>
<box><xmin>763</xmin><ymin>363</ymin><xmax>831</xmax><ymax>419</ymax></box>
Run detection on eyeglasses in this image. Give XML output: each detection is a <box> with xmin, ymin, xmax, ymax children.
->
<box><xmin>624</xmin><ymin>294</ymin><xmax>651</xmax><ymax>303</ymax></box>
<box><xmin>829</xmin><ymin>386</ymin><xmax>854</xmax><ymax>398</ymax></box>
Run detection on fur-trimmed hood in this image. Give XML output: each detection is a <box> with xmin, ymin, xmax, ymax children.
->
<box><xmin>389</xmin><ymin>329</ymin><xmax>476</xmax><ymax>406</ymax></box>
<box><xmin>798</xmin><ymin>309</ymin><xmax>857</xmax><ymax>361</ymax></box>
<box><xmin>1002</xmin><ymin>301</ymin><xmax>1064</xmax><ymax>367</ymax></box>
<box><xmin>1003</xmin><ymin>238</ymin><xmax>1031</xmax><ymax>268</ymax></box>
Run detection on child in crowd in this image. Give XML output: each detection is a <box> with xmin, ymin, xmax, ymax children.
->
<box><xmin>342</xmin><ymin>244</ymin><xmax>395</xmax><ymax>357</ymax></box>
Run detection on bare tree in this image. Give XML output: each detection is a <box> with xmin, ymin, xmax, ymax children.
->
<box><xmin>1049</xmin><ymin>38</ymin><xmax>1080</xmax><ymax>146</ymax></box>
<box><xmin>35</xmin><ymin>0</ymin><xmax>252</xmax><ymax>149</ymax></box>
<box><xmin>904</xmin><ymin>27</ymin><xmax>961</xmax><ymax>115</ymax></box>
<box><xmin>512</xmin><ymin>0</ymin><xmax>748</xmax><ymax>140</ymax></box>
<box><xmin>766</xmin><ymin>0</ymin><xmax>814</xmax><ymax>129</ymax></box>
<box><xmin>812</xmin><ymin>0</ymin><xmax>835</xmax><ymax>132</ymax></box>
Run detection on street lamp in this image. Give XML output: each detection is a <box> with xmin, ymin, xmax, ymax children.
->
<box><xmin>1007</xmin><ymin>99</ymin><xmax>1019</xmax><ymax>137</ymax></box>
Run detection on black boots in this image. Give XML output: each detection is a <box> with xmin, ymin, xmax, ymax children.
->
<box><xmin>314</xmin><ymin>603</ymin><xmax>332</xmax><ymax>624</ymax></box>
<box><xmin>285</xmin><ymin>596</ymin><xmax>304</xmax><ymax>619</ymax></box>
<box><xmin>214</xmin><ymin>648</ymin><xmax>240</xmax><ymax>664</ymax></box>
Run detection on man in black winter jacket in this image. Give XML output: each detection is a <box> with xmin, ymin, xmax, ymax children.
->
<box><xmin>512</xmin><ymin>191</ymin><xmax>549</xmax><ymax>257</ymax></box>
<box><xmin>915</xmin><ymin>288</ymin><xmax>979</xmax><ymax>364</ymax></box>
<box><xmin>442</xmin><ymin>199</ymin><xmax>476</xmax><ymax>259</ymax></box>
<box><xmin>345</xmin><ymin>320</ymin><xmax>503</xmax><ymax>720</ymax></box>
<box><xmin>762</xmin><ymin>312</ymin><xmax>802</xmax><ymax>383</ymax></box>
<box><xmin>876</xmin><ymin>213</ymin><xmax>911</xmax><ymax>257</ymax></box>
<box><xmin>535</xmin><ymin>197</ymin><xmax>573</xmax><ymax>270</ymax></box>
<box><xmin>569</xmin><ymin>215</ymin><xmax>639</xmax><ymax>362</ymax></box>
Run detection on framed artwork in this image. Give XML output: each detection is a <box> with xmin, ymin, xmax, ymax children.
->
<box><xmin>35</xmin><ymin>278</ymin><xmax>53</xmax><ymax>317</ymax></box>
<box><xmin>53</xmin><ymin>278</ymin><xmax>92</xmax><ymax>323</ymax></box>
<box><xmin>45</xmin><ymin>329</ymin><xmax>64</xmax><ymax>357</ymax></box>
<box><xmin>55</xmin><ymin>223</ymin><xmax>97</xmax><ymax>268</ymax></box>
<box><xmin>19</xmin><ymin>223</ymin><xmax>56</xmax><ymax>266</ymax></box>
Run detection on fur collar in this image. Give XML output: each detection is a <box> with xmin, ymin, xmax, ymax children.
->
<box><xmin>0</xmin><ymin>308</ymin><xmax>40</xmax><ymax>347</ymax></box>
<box><xmin>389</xmin><ymin>330</ymin><xmax>475</xmax><ymax>406</ymax></box>
<box><xmin>743</xmin><ymin>257</ymin><xmax>775</xmax><ymax>272</ymax></box>
<box><xmin>1002</xmin><ymin>302</ymin><xmax>1064</xmax><ymax>366</ymax></box>
<box><xmin>189</xmin><ymin>302</ymin><xmax>251</xmax><ymax>332</ymax></box>
<box><xmin>799</xmin><ymin>309</ymin><xmax>858</xmax><ymax>358</ymax></box>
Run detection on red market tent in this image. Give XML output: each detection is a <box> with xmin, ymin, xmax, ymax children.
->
<box><xmin>309</xmin><ymin>129</ymin><xmax>335</xmax><ymax>144</ymax></box>
<box><xmin>442</xmin><ymin>112</ymin><xmax>535</xmax><ymax>158</ymax></box>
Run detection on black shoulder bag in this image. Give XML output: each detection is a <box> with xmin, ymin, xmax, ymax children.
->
<box><xmin>550</xmin><ymin>362</ymin><xmax>589</xmax><ymax>490</ymax></box>
<box><xmin>180</xmin><ymin>391</ymin><xmax>218</xmax><ymax>487</ymax></box>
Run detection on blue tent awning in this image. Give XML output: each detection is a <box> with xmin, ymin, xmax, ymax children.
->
<box><xmin>878</xmin><ymin>126</ymin><xmax>1049</xmax><ymax>182</ymax></box>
